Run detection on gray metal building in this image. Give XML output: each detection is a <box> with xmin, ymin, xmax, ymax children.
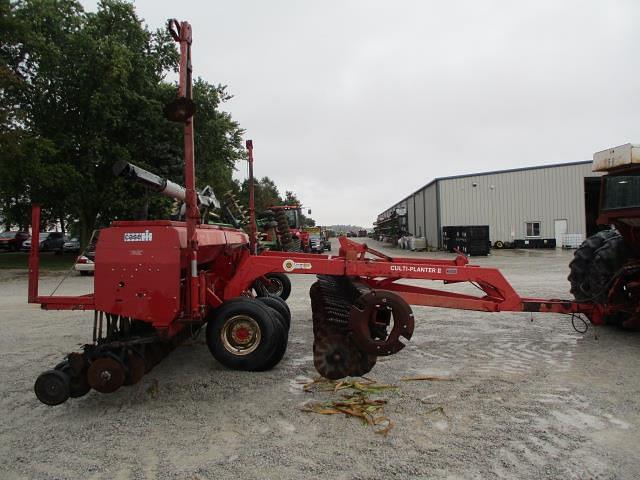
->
<box><xmin>376</xmin><ymin>161</ymin><xmax>602</xmax><ymax>249</ymax></box>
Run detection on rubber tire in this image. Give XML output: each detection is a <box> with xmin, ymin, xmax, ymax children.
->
<box><xmin>254</xmin><ymin>273</ymin><xmax>292</xmax><ymax>301</ymax></box>
<box><xmin>591</xmin><ymin>234</ymin><xmax>631</xmax><ymax>327</ymax></box>
<box><xmin>257</xmin><ymin>296</ymin><xmax>291</xmax><ymax>331</ymax></box>
<box><xmin>569</xmin><ymin>230</ymin><xmax>631</xmax><ymax>327</ymax></box>
<box><xmin>568</xmin><ymin>230</ymin><xmax>619</xmax><ymax>301</ymax></box>
<box><xmin>206</xmin><ymin>297</ymin><xmax>285</xmax><ymax>371</ymax></box>
<box><xmin>494</xmin><ymin>241</ymin><xmax>504</xmax><ymax>249</ymax></box>
<box><xmin>55</xmin><ymin>361</ymin><xmax>91</xmax><ymax>398</ymax></box>
<box><xmin>34</xmin><ymin>369</ymin><xmax>70</xmax><ymax>406</ymax></box>
<box><xmin>591</xmin><ymin>235</ymin><xmax>630</xmax><ymax>299</ymax></box>
<box><xmin>284</xmin><ymin>238</ymin><xmax>303</xmax><ymax>253</ymax></box>
<box><xmin>260</xmin><ymin>307</ymin><xmax>289</xmax><ymax>370</ymax></box>
<box><xmin>80</xmin><ymin>271</ymin><xmax>90</xmax><ymax>277</ymax></box>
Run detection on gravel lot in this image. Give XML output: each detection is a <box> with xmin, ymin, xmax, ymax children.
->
<box><xmin>1</xmin><ymin>239</ymin><xmax>639</xmax><ymax>479</ymax></box>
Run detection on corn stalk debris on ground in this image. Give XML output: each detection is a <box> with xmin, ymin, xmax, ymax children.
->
<box><xmin>299</xmin><ymin>377</ymin><xmax>399</xmax><ymax>436</ymax></box>
<box><xmin>299</xmin><ymin>376</ymin><xmax>453</xmax><ymax>435</ymax></box>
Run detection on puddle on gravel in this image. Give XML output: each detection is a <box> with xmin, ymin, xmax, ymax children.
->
<box><xmin>433</xmin><ymin>420</ymin><xmax>449</xmax><ymax>431</ymax></box>
<box><xmin>603</xmin><ymin>413</ymin><xmax>631</xmax><ymax>430</ymax></box>
<box><xmin>407</xmin><ymin>368</ymin><xmax>457</xmax><ymax>378</ymax></box>
<box><xmin>551</xmin><ymin>408</ymin><xmax>607</xmax><ymax>430</ymax></box>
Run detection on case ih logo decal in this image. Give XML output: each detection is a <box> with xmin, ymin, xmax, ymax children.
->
<box><xmin>390</xmin><ymin>265</ymin><xmax>442</xmax><ymax>274</ymax></box>
<box><xmin>282</xmin><ymin>259</ymin><xmax>312</xmax><ymax>272</ymax></box>
<box><xmin>123</xmin><ymin>230</ymin><xmax>153</xmax><ymax>242</ymax></box>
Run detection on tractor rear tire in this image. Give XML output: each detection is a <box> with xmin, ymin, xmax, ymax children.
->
<box><xmin>589</xmin><ymin>234</ymin><xmax>630</xmax><ymax>326</ymax></box>
<box><xmin>569</xmin><ymin>230</ymin><xmax>631</xmax><ymax>326</ymax></box>
<box><xmin>274</xmin><ymin>210</ymin><xmax>292</xmax><ymax>245</ymax></box>
<box><xmin>206</xmin><ymin>297</ymin><xmax>286</xmax><ymax>371</ymax></box>
<box><xmin>257</xmin><ymin>295</ymin><xmax>291</xmax><ymax>331</ymax></box>
<box><xmin>568</xmin><ymin>229</ymin><xmax>619</xmax><ymax>301</ymax></box>
<box><xmin>284</xmin><ymin>238</ymin><xmax>303</xmax><ymax>253</ymax></box>
<box><xmin>591</xmin><ymin>234</ymin><xmax>629</xmax><ymax>303</ymax></box>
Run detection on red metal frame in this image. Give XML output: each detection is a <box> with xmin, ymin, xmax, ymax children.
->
<box><xmin>27</xmin><ymin>204</ymin><xmax>40</xmax><ymax>304</ymax></box>
<box><xmin>28</xmin><ymin>204</ymin><xmax>97</xmax><ymax>310</ymax></box>
<box><xmin>173</xmin><ymin>21</ymin><xmax>201</xmax><ymax>321</ymax></box>
<box><xmin>28</xmin><ymin>201</ymin><xmax>602</xmax><ymax>325</ymax></box>
<box><xmin>224</xmin><ymin>236</ymin><xmax>603</xmax><ymax>321</ymax></box>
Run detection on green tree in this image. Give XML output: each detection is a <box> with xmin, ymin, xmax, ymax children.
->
<box><xmin>193</xmin><ymin>80</ymin><xmax>245</xmax><ymax>196</ymax></box>
<box><xmin>1</xmin><ymin>0</ymin><xmax>246</xmax><ymax>246</ymax></box>
<box><xmin>239</xmin><ymin>176</ymin><xmax>282</xmax><ymax>213</ymax></box>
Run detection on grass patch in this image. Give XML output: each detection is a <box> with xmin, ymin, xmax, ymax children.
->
<box><xmin>0</xmin><ymin>252</ymin><xmax>76</xmax><ymax>270</ymax></box>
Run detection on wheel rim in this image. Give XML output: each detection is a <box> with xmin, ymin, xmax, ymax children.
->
<box><xmin>221</xmin><ymin>315</ymin><xmax>262</xmax><ymax>355</ymax></box>
<box><xmin>265</xmin><ymin>278</ymin><xmax>283</xmax><ymax>296</ymax></box>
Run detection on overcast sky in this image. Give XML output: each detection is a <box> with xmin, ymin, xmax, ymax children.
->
<box><xmin>82</xmin><ymin>0</ymin><xmax>640</xmax><ymax>227</ymax></box>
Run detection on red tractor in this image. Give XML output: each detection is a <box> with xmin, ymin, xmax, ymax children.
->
<box><xmin>568</xmin><ymin>143</ymin><xmax>640</xmax><ymax>328</ymax></box>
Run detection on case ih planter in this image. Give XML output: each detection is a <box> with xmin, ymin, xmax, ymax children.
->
<box><xmin>28</xmin><ymin>20</ymin><xmax>637</xmax><ymax>406</ymax></box>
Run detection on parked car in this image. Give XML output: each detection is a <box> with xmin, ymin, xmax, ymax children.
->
<box><xmin>74</xmin><ymin>230</ymin><xmax>99</xmax><ymax>276</ymax></box>
<box><xmin>63</xmin><ymin>238</ymin><xmax>80</xmax><ymax>253</ymax></box>
<box><xmin>21</xmin><ymin>232</ymin><xmax>65</xmax><ymax>253</ymax></box>
<box><xmin>0</xmin><ymin>231</ymin><xmax>30</xmax><ymax>251</ymax></box>
<box><xmin>309</xmin><ymin>235</ymin><xmax>324</xmax><ymax>254</ymax></box>
<box><xmin>74</xmin><ymin>255</ymin><xmax>94</xmax><ymax>276</ymax></box>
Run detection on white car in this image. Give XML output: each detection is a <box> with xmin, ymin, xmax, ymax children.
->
<box><xmin>74</xmin><ymin>255</ymin><xmax>94</xmax><ymax>276</ymax></box>
<box><xmin>74</xmin><ymin>230</ymin><xmax>99</xmax><ymax>276</ymax></box>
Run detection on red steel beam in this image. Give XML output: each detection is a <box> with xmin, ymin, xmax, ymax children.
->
<box><xmin>247</xmin><ymin>139</ymin><xmax>257</xmax><ymax>255</ymax></box>
<box><xmin>171</xmin><ymin>20</ymin><xmax>201</xmax><ymax>320</ymax></box>
<box><xmin>28</xmin><ymin>204</ymin><xmax>41</xmax><ymax>303</ymax></box>
<box><xmin>37</xmin><ymin>295</ymin><xmax>95</xmax><ymax>310</ymax></box>
<box><xmin>29</xmin><ymin>231</ymin><xmax>600</xmax><ymax>324</ymax></box>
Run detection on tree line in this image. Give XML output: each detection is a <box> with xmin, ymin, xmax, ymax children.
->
<box><xmin>0</xmin><ymin>0</ymin><xmax>313</xmax><ymax>246</ymax></box>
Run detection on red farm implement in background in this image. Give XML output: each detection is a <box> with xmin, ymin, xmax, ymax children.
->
<box><xmin>27</xmin><ymin>19</ymin><xmax>636</xmax><ymax>406</ymax></box>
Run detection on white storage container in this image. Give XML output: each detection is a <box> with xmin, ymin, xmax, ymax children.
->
<box><xmin>593</xmin><ymin>143</ymin><xmax>640</xmax><ymax>172</ymax></box>
<box><xmin>561</xmin><ymin>233</ymin><xmax>584</xmax><ymax>249</ymax></box>
<box><xmin>413</xmin><ymin>237</ymin><xmax>427</xmax><ymax>251</ymax></box>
